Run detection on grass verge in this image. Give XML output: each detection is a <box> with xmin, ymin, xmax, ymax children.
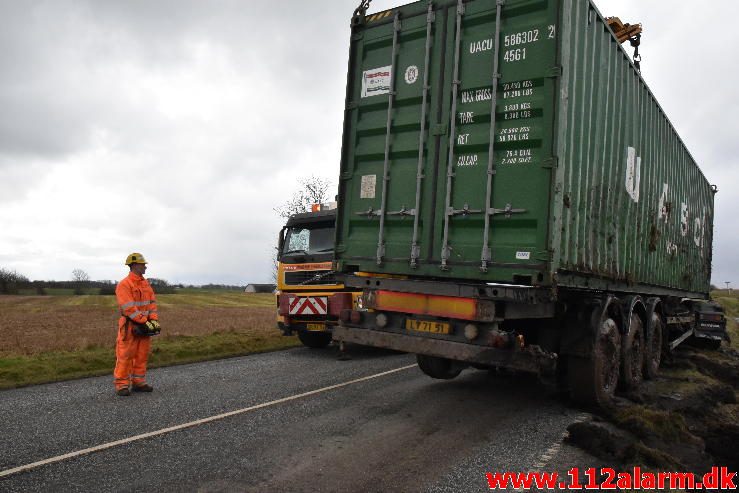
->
<box><xmin>0</xmin><ymin>332</ymin><xmax>300</xmax><ymax>390</ymax></box>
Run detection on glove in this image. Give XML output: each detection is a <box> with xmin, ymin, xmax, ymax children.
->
<box><xmin>132</xmin><ymin>323</ymin><xmax>149</xmax><ymax>336</ymax></box>
<box><xmin>133</xmin><ymin>321</ymin><xmax>160</xmax><ymax>336</ymax></box>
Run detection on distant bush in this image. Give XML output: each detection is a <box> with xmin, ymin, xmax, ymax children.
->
<box><xmin>0</xmin><ymin>267</ymin><xmax>31</xmax><ymax>294</ymax></box>
<box><xmin>149</xmin><ymin>278</ymin><xmax>176</xmax><ymax>294</ymax></box>
<box><xmin>99</xmin><ymin>284</ymin><xmax>116</xmax><ymax>295</ymax></box>
<box><xmin>200</xmin><ymin>284</ymin><xmax>247</xmax><ymax>291</ymax></box>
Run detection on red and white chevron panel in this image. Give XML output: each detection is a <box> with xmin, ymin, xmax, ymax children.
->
<box><xmin>288</xmin><ymin>296</ymin><xmax>328</xmax><ymax>315</ymax></box>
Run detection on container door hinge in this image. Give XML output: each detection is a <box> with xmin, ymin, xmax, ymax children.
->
<box><xmin>346</xmin><ymin>101</ymin><xmax>358</xmax><ymax>110</ymax></box>
<box><xmin>431</xmin><ymin>123</ymin><xmax>448</xmax><ymax>136</ymax></box>
<box><xmin>547</xmin><ymin>66</ymin><xmax>563</xmax><ymax>78</ymax></box>
<box><xmin>542</xmin><ymin>156</ymin><xmax>559</xmax><ymax>169</ymax></box>
<box><xmin>352</xmin><ymin>32</ymin><xmax>364</xmax><ymax>40</ymax></box>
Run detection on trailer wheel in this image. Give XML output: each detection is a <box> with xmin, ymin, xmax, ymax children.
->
<box><xmin>620</xmin><ymin>313</ymin><xmax>644</xmax><ymax>390</ymax></box>
<box><xmin>297</xmin><ymin>330</ymin><xmax>332</xmax><ymax>349</ymax></box>
<box><xmin>643</xmin><ymin>313</ymin><xmax>662</xmax><ymax>380</ymax></box>
<box><xmin>568</xmin><ymin>317</ymin><xmax>621</xmax><ymax>408</ymax></box>
<box><xmin>416</xmin><ymin>354</ymin><xmax>463</xmax><ymax>380</ymax></box>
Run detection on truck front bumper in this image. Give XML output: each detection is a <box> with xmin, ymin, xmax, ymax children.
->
<box><xmin>333</xmin><ymin>325</ymin><xmax>557</xmax><ymax>376</ymax></box>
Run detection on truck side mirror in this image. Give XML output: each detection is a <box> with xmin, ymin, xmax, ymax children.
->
<box><xmin>277</xmin><ymin>228</ymin><xmax>286</xmax><ymax>257</ymax></box>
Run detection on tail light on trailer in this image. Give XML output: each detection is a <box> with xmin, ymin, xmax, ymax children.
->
<box><xmin>329</xmin><ymin>293</ymin><xmax>353</xmax><ymax>317</ymax></box>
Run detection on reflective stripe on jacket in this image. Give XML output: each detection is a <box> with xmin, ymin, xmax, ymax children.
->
<box><xmin>116</xmin><ymin>272</ymin><xmax>158</xmax><ymax>326</ymax></box>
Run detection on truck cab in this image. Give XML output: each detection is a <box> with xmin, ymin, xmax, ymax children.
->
<box><xmin>276</xmin><ymin>205</ymin><xmax>359</xmax><ymax>348</ymax></box>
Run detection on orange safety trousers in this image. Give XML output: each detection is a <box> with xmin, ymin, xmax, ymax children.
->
<box><xmin>114</xmin><ymin>320</ymin><xmax>151</xmax><ymax>390</ymax></box>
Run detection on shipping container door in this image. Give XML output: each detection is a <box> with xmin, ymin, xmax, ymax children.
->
<box><xmin>432</xmin><ymin>0</ymin><xmax>559</xmax><ymax>279</ymax></box>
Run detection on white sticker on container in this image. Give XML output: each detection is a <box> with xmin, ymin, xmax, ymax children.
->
<box><xmin>361</xmin><ymin>66</ymin><xmax>392</xmax><ymax>98</ymax></box>
<box><xmin>625</xmin><ymin>146</ymin><xmax>641</xmax><ymax>203</ymax></box>
<box><xmin>680</xmin><ymin>202</ymin><xmax>689</xmax><ymax>237</ymax></box>
<box><xmin>516</xmin><ymin>251</ymin><xmax>531</xmax><ymax>260</ymax></box>
<box><xmin>404</xmin><ymin>65</ymin><xmax>419</xmax><ymax>85</ymax></box>
<box><xmin>360</xmin><ymin>175</ymin><xmax>377</xmax><ymax>199</ymax></box>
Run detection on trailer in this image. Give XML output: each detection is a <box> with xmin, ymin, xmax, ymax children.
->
<box><xmin>331</xmin><ymin>0</ymin><xmax>728</xmax><ymax>406</ymax></box>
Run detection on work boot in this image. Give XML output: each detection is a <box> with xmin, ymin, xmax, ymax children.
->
<box><xmin>116</xmin><ymin>388</ymin><xmax>131</xmax><ymax>397</ymax></box>
<box><xmin>132</xmin><ymin>383</ymin><xmax>153</xmax><ymax>392</ymax></box>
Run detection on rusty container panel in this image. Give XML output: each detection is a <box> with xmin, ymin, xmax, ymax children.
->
<box><xmin>551</xmin><ymin>0</ymin><xmax>714</xmax><ymax>296</ymax></box>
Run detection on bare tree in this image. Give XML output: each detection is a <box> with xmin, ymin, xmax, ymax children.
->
<box><xmin>71</xmin><ymin>269</ymin><xmax>90</xmax><ymax>282</ymax></box>
<box><xmin>274</xmin><ymin>175</ymin><xmax>332</xmax><ymax>219</ymax></box>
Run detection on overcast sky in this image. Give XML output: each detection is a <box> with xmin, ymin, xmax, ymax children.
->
<box><xmin>0</xmin><ymin>0</ymin><xmax>736</xmax><ymax>286</ymax></box>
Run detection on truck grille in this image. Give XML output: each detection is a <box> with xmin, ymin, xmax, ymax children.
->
<box><xmin>284</xmin><ymin>270</ymin><xmax>337</xmax><ymax>286</ymax></box>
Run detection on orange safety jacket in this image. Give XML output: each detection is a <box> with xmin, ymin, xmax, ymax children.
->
<box><xmin>116</xmin><ymin>272</ymin><xmax>159</xmax><ymax>328</ymax></box>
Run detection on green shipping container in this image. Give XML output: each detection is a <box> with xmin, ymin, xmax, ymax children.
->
<box><xmin>335</xmin><ymin>0</ymin><xmax>716</xmax><ymax>299</ymax></box>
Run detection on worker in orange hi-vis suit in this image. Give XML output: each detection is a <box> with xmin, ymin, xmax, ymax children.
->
<box><xmin>114</xmin><ymin>253</ymin><xmax>162</xmax><ymax>396</ymax></box>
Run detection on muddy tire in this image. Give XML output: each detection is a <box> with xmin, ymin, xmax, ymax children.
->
<box><xmin>568</xmin><ymin>317</ymin><xmax>621</xmax><ymax>408</ymax></box>
<box><xmin>416</xmin><ymin>354</ymin><xmax>463</xmax><ymax>380</ymax></box>
<box><xmin>643</xmin><ymin>313</ymin><xmax>662</xmax><ymax>380</ymax></box>
<box><xmin>297</xmin><ymin>330</ymin><xmax>332</xmax><ymax>349</ymax></box>
<box><xmin>620</xmin><ymin>313</ymin><xmax>645</xmax><ymax>390</ymax></box>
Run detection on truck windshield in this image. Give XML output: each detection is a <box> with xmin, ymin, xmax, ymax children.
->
<box><xmin>282</xmin><ymin>224</ymin><xmax>334</xmax><ymax>256</ymax></box>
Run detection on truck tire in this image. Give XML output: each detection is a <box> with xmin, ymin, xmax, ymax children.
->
<box><xmin>297</xmin><ymin>330</ymin><xmax>332</xmax><ymax>349</ymax></box>
<box><xmin>643</xmin><ymin>312</ymin><xmax>662</xmax><ymax>380</ymax></box>
<box><xmin>620</xmin><ymin>313</ymin><xmax>644</xmax><ymax>390</ymax></box>
<box><xmin>568</xmin><ymin>317</ymin><xmax>621</xmax><ymax>408</ymax></box>
<box><xmin>416</xmin><ymin>354</ymin><xmax>463</xmax><ymax>380</ymax></box>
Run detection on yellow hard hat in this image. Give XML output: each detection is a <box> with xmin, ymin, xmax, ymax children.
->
<box><xmin>125</xmin><ymin>252</ymin><xmax>148</xmax><ymax>265</ymax></box>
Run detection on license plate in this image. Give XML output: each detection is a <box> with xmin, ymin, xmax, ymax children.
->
<box><xmin>306</xmin><ymin>323</ymin><xmax>326</xmax><ymax>331</ymax></box>
<box><xmin>405</xmin><ymin>319</ymin><xmax>450</xmax><ymax>334</ymax></box>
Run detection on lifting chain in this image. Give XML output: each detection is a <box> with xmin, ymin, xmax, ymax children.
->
<box><xmin>630</xmin><ymin>33</ymin><xmax>642</xmax><ymax>71</ymax></box>
<box><xmin>354</xmin><ymin>0</ymin><xmax>372</xmax><ymax>17</ymax></box>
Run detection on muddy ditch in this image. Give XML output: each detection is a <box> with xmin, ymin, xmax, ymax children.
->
<box><xmin>567</xmin><ymin>344</ymin><xmax>739</xmax><ymax>475</ymax></box>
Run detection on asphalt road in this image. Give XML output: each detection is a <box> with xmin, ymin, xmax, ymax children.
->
<box><xmin>0</xmin><ymin>345</ymin><xmax>588</xmax><ymax>492</ymax></box>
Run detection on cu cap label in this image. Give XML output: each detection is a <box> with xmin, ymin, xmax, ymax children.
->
<box><xmin>404</xmin><ymin>65</ymin><xmax>419</xmax><ymax>85</ymax></box>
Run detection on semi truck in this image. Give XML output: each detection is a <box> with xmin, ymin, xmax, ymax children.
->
<box><xmin>276</xmin><ymin>205</ymin><xmax>360</xmax><ymax>348</ymax></box>
<box><xmin>331</xmin><ymin>0</ymin><xmax>728</xmax><ymax>406</ymax></box>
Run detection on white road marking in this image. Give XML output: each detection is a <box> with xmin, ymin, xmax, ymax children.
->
<box><xmin>514</xmin><ymin>413</ymin><xmax>590</xmax><ymax>491</ymax></box>
<box><xmin>0</xmin><ymin>364</ymin><xmax>417</xmax><ymax>479</ymax></box>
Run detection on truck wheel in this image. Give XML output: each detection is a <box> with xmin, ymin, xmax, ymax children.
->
<box><xmin>643</xmin><ymin>313</ymin><xmax>662</xmax><ymax>380</ymax></box>
<box><xmin>297</xmin><ymin>330</ymin><xmax>332</xmax><ymax>349</ymax></box>
<box><xmin>620</xmin><ymin>313</ymin><xmax>644</xmax><ymax>390</ymax></box>
<box><xmin>416</xmin><ymin>354</ymin><xmax>463</xmax><ymax>380</ymax></box>
<box><xmin>568</xmin><ymin>317</ymin><xmax>620</xmax><ymax>408</ymax></box>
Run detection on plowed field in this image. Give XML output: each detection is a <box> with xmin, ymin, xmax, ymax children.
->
<box><xmin>0</xmin><ymin>292</ymin><xmax>277</xmax><ymax>355</ymax></box>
